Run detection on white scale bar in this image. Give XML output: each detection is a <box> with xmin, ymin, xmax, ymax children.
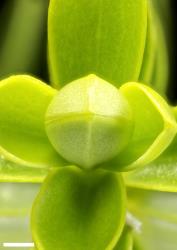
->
<box><xmin>3</xmin><ymin>242</ymin><xmax>34</xmax><ymax>247</ymax></box>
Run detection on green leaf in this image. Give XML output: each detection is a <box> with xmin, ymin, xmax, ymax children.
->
<box><xmin>0</xmin><ymin>75</ymin><xmax>67</xmax><ymax>174</ymax></box>
<box><xmin>0</xmin><ymin>157</ymin><xmax>47</xmax><ymax>183</ymax></box>
<box><xmin>139</xmin><ymin>2</ymin><xmax>169</xmax><ymax>96</ymax></box>
<box><xmin>32</xmin><ymin>166</ymin><xmax>126</xmax><ymax>250</ymax></box>
<box><xmin>124</xmin><ymin>120</ymin><xmax>177</xmax><ymax>192</ymax></box>
<box><xmin>48</xmin><ymin>0</ymin><xmax>147</xmax><ymax>88</ymax></box>
<box><xmin>114</xmin><ymin>226</ymin><xmax>133</xmax><ymax>250</ymax></box>
<box><xmin>139</xmin><ymin>3</ymin><xmax>157</xmax><ymax>86</ymax></box>
<box><xmin>124</xmin><ymin>138</ymin><xmax>177</xmax><ymax>192</ymax></box>
<box><xmin>124</xmin><ymin>107</ymin><xmax>177</xmax><ymax>192</ymax></box>
<box><xmin>102</xmin><ymin>83</ymin><xmax>177</xmax><ymax>171</ymax></box>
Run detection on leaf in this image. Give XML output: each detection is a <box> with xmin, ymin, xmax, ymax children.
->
<box><xmin>139</xmin><ymin>3</ymin><xmax>157</xmax><ymax>86</ymax></box>
<box><xmin>32</xmin><ymin>166</ymin><xmax>126</xmax><ymax>250</ymax></box>
<box><xmin>139</xmin><ymin>2</ymin><xmax>169</xmax><ymax>96</ymax></box>
<box><xmin>101</xmin><ymin>83</ymin><xmax>177</xmax><ymax>171</ymax></box>
<box><xmin>124</xmin><ymin>107</ymin><xmax>177</xmax><ymax>192</ymax></box>
<box><xmin>0</xmin><ymin>157</ymin><xmax>47</xmax><ymax>183</ymax></box>
<box><xmin>114</xmin><ymin>226</ymin><xmax>133</xmax><ymax>250</ymax></box>
<box><xmin>0</xmin><ymin>75</ymin><xmax>67</xmax><ymax>175</ymax></box>
<box><xmin>48</xmin><ymin>0</ymin><xmax>147</xmax><ymax>88</ymax></box>
<box><xmin>124</xmin><ymin>137</ymin><xmax>177</xmax><ymax>192</ymax></box>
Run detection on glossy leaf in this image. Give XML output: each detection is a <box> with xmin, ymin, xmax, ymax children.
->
<box><xmin>45</xmin><ymin>75</ymin><xmax>133</xmax><ymax>169</ymax></box>
<box><xmin>48</xmin><ymin>0</ymin><xmax>147</xmax><ymax>88</ymax></box>
<box><xmin>102</xmin><ymin>82</ymin><xmax>177</xmax><ymax>171</ymax></box>
<box><xmin>0</xmin><ymin>75</ymin><xmax>67</xmax><ymax>171</ymax></box>
<box><xmin>124</xmin><ymin>107</ymin><xmax>177</xmax><ymax>192</ymax></box>
<box><xmin>32</xmin><ymin>166</ymin><xmax>126</xmax><ymax>250</ymax></box>
<box><xmin>124</xmin><ymin>137</ymin><xmax>177</xmax><ymax>192</ymax></box>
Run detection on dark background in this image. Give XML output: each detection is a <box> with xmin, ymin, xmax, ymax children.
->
<box><xmin>168</xmin><ymin>0</ymin><xmax>177</xmax><ymax>103</ymax></box>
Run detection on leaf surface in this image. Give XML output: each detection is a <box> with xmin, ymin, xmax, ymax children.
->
<box><xmin>124</xmin><ymin>107</ymin><xmax>177</xmax><ymax>192</ymax></box>
<box><xmin>102</xmin><ymin>83</ymin><xmax>177</xmax><ymax>171</ymax></box>
<box><xmin>139</xmin><ymin>3</ymin><xmax>157</xmax><ymax>86</ymax></box>
<box><xmin>32</xmin><ymin>166</ymin><xmax>126</xmax><ymax>250</ymax></box>
<box><xmin>48</xmin><ymin>0</ymin><xmax>147</xmax><ymax>88</ymax></box>
<box><xmin>0</xmin><ymin>75</ymin><xmax>67</xmax><ymax>178</ymax></box>
<box><xmin>0</xmin><ymin>157</ymin><xmax>47</xmax><ymax>183</ymax></box>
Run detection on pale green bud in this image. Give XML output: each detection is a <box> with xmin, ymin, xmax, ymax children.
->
<box><xmin>45</xmin><ymin>75</ymin><xmax>133</xmax><ymax>169</ymax></box>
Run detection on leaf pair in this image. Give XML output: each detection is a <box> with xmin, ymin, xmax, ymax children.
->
<box><xmin>0</xmin><ymin>74</ymin><xmax>176</xmax><ymax>181</ymax></box>
<box><xmin>44</xmin><ymin>74</ymin><xmax>177</xmax><ymax>172</ymax></box>
<box><xmin>1</xmin><ymin>74</ymin><xmax>175</xmax><ymax>250</ymax></box>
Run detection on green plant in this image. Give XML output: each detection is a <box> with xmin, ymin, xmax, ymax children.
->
<box><xmin>0</xmin><ymin>1</ymin><xmax>176</xmax><ymax>250</ymax></box>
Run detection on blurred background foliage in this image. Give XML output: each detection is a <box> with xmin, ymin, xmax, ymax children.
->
<box><xmin>0</xmin><ymin>0</ymin><xmax>49</xmax><ymax>82</ymax></box>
